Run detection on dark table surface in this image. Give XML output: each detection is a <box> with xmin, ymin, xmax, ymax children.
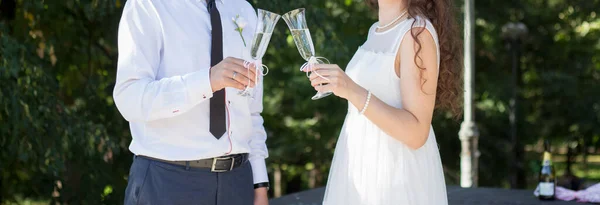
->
<box><xmin>269</xmin><ymin>186</ymin><xmax>584</xmax><ymax>205</ymax></box>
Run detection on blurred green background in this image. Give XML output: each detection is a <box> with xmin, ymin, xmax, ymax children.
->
<box><xmin>1</xmin><ymin>0</ymin><xmax>599</xmax><ymax>204</ymax></box>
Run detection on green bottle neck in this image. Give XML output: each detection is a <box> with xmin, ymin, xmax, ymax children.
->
<box><xmin>542</xmin><ymin>151</ymin><xmax>552</xmax><ymax>166</ymax></box>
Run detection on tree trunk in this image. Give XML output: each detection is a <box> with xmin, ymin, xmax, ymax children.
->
<box><xmin>566</xmin><ymin>143</ymin><xmax>573</xmax><ymax>175</ymax></box>
<box><xmin>316</xmin><ymin>166</ymin><xmax>324</xmax><ymax>187</ymax></box>
<box><xmin>274</xmin><ymin>165</ymin><xmax>282</xmax><ymax>198</ymax></box>
<box><xmin>0</xmin><ymin>0</ymin><xmax>15</xmax><ymax>195</ymax></box>
<box><xmin>0</xmin><ymin>177</ymin><xmax>3</xmax><ymax>203</ymax></box>
<box><xmin>582</xmin><ymin>138</ymin><xmax>589</xmax><ymax>178</ymax></box>
<box><xmin>308</xmin><ymin>169</ymin><xmax>317</xmax><ymax>189</ymax></box>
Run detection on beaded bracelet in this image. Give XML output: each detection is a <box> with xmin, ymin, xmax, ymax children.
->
<box><xmin>359</xmin><ymin>90</ymin><xmax>372</xmax><ymax>115</ymax></box>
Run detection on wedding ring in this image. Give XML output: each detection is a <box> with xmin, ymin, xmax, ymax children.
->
<box><xmin>232</xmin><ymin>71</ymin><xmax>237</xmax><ymax>79</ymax></box>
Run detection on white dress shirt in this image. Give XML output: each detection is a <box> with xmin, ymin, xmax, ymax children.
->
<box><xmin>113</xmin><ymin>0</ymin><xmax>268</xmax><ymax>183</ymax></box>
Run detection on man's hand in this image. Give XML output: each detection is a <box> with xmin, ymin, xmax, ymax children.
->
<box><xmin>210</xmin><ymin>57</ymin><xmax>257</xmax><ymax>92</ymax></box>
<box><xmin>254</xmin><ymin>187</ymin><xmax>268</xmax><ymax>205</ymax></box>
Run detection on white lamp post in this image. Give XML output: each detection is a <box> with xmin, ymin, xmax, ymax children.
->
<box><xmin>458</xmin><ymin>0</ymin><xmax>480</xmax><ymax>188</ymax></box>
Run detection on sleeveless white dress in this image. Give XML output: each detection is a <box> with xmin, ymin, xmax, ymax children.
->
<box><xmin>323</xmin><ymin>16</ymin><xmax>448</xmax><ymax>205</ymax></box>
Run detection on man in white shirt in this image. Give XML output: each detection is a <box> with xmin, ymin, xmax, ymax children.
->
<box><xmin>113</xmin><ymin>0</ymin><xmax>269</xmax><ymax>204</ymax></box>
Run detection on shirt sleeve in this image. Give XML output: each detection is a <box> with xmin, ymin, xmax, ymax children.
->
<box><xmin>249</xmin><ymin>74</ymin><xmax>269</xmax><ymax>184</ymax></box>
<box><xmin>245</xmin><ymin>6</ymin><xmax>269</xmax><ymax>184</ymax></box>
<box><xmin>113</xmin><ymin>0</ymin><xmax>213</xmax><ymax>123</ymax></box>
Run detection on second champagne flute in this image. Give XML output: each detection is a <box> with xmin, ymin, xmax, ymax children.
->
<box><xmin>282</xmin><ymin>8</ymin><xmax>332</xmax><ymax>100</ymax></box>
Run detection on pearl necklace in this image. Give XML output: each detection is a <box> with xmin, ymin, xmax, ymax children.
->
<box><xmin>376</xmin><ymin>10</ymin><xmax>408</xmax><ymax>30</ymax></box>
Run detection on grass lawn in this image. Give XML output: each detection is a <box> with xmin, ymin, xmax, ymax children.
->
<box><xmin>554</xmin><ymin>162</ymin><xmax>600</xmax><ymax>181</ymax></box>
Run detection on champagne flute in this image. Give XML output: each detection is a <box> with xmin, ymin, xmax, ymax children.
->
<box><xmin>282</xmin><ymin>8</ymin><xmax>332</xmax><ymax>100</ymax></box>
<box><xmin>239</xmin><ymin>9</ymin><xmax>281</xmax><ymax>97</ymax></box>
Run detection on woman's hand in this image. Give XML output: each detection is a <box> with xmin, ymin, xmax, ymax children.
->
<box><xmin>309</xmin><ymin>64</ymin><xmax>363</xmax><ymax>100</ymax></box>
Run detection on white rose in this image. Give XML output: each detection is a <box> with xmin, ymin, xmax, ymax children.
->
<box><xmin>236</xmin><ymin>16</ymin><xmax>248</xmax><ymax>30</ymax></box>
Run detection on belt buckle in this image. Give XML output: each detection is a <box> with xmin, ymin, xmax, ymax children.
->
<box><xmin>211</xmin><ymin>156</ymin><xmax>235</xmax><ymax>172</ymax></box>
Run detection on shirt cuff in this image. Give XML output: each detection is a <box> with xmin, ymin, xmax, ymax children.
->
<box><xmin>182</xmin><ymin>68</ymin><xmax>213</xmax><ymax>104</ymax></box>
<box><xmin>249</xmin><ymin>158</ymin><xmax>269</xmax><ymax>184</ymax></box>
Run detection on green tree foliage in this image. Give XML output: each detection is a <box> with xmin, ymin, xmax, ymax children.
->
<box><xmin>0</xmin><ymin>0</ymin><xmax>599</xmax><ymax>204</ymax></box>
<box><xmin>2</xmin><ymin>0</ymin><xmax>130</xmax><ymax>204</ymax></box>
<box><xmin>473</xmin><ymin>0</ymin><xmax>600</xmax><ymax>188</ymax></box>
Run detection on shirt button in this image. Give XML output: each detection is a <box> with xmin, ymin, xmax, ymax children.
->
<box><xmin>203</xmin><ymin>94</ymin><xmax>207</xmax><ymax>99</ymax></box>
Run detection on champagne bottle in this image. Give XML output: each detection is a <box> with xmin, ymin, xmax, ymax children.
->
<box><xmin>538</xmin><ymin>140</ymin><xmax>555</xmax><ymax>200</ymax></box>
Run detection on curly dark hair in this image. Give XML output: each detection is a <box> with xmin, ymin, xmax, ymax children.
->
<box><xmin>366</xmin><ymin>0</ymin><xmax>463</xmax><ymax>118</ymax></box>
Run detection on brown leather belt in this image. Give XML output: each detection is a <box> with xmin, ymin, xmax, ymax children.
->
<box><xmin>139</xmin><ymin>153</ymin><xmax>248</xmax><ymax>172</ymax></box>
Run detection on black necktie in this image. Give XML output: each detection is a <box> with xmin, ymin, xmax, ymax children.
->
<box><xmin>208</xmin><ymin>0</ymin><xmax>226</xmax><ymax>139</ymax></box>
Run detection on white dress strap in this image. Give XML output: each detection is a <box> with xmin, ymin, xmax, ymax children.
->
<box><xmin>390</xmin><ymin>16</ymin><xmax>441</xmax><ymax>68</ymax></box>
<box><xmin>360</xmin><ymin>16</ymin><xmax>440</xmax><ymax>68</ymax></box>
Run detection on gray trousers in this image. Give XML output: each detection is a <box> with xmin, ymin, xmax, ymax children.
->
<box><xmin>124</xmin><ymin>156</ymin><xmax>254</xmax><ymax>205</ymax></box>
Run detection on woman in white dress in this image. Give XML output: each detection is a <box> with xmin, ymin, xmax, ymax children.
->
<box><xmin>309</xmin><ymin>0</ymin><xmax>462</xmax><ymax>204</ymax></box>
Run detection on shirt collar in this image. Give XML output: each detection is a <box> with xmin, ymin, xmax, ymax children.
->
<box><xmin>201</xmin><ymin>0</ymin><xmax>224</xmax><ymax>4</ymax></box>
